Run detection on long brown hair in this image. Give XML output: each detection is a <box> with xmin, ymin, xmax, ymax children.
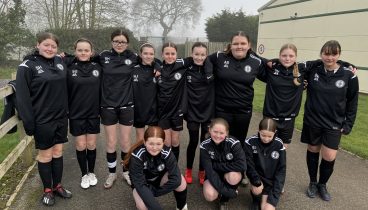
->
<box><xmin>224</xmin><ymin>31</ymin><xmax>251</xmax><ymax>55</ymax></box>
<box><xmin>259</xmin><ymin>118</ymin><xmax>277</xmax><ymax>132</ymax></box>
<box><xmin>279</xmin><ymin>43</ymin><xmax>301</xmax><ymax>86</ymax></box>
<box><xmin>123</xmin><ymin>126</ymin><xmax>165</xmax><ymax>167</ymax></box>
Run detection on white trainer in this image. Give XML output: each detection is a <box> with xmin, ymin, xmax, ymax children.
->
<box><xmin>81</xmin><ymin>174</ymin><xmax>90</xmax><ymax>189</ymax></box>
<box><xmin>122</xmin><ymin>171</ymin><xmax>131</xmax><ymax>186</ymax></box>
<box><xmin>88</xmin><ymin>173</ymin><xmax>98</xmax><ymax>186</ymax></box>
<box><xmin>104</xmin><ymin>173</ymin><xmax>117</xmax><ymax>189</ymax></box>
<box><xmin>176</xmin><ymin>203</ymin><xmax>188</xmax><ymax>210</ymax></box>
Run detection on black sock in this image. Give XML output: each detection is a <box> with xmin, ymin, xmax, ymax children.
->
<box><xmin>87</xmin><ymin>149</ymin><xmax>96</xmax><ymax>173</ymax></box>
<box><xmin>51</xmin><ymin>156</ymin><xmax>63</xmax><ymax>188</ymax></box>
<box><xmin>319</xmin><ymin>159</ymin><xmax>335</xmax><ymax>184</ymax></box>
<box><xmin>250</xmin><ymin>191</ymin><xmax>261</xmax><ymax>209</ymax></box>
<box><xmin>76</xmin><ymin>150</ymin><xmax>88</xmax><ymax>176</ymax></box>
<box><xmin>172</xmin><ymin>145</ymin><xmax>180</xmax><ymax>161</ymax></box>
<box><xmin>38</xmin><ymin>161</ymin><xmax>52</xmax><ymax>190</ymax></box>
<box><xmin>121</xmin><ymin>151</ymin><xmax>128</xmax><ymax>171</ymax></box>
<box><xmin>106</xmin><ymin>152</ymin><xmax>117</xmax><ymax>173</ymax></box>
<box><xmin>187</xmin><ymin>129</ymin><xmax>199</xmax><ymax>168</ymax></box>
<box><xmin>174</xmin><ymin>188</ymin><xmax>187</xmax><ymax>209</ymax></box>
<box><xmin>306</xmin><ymin>150</ymin><xmax>319</xmax><ymax>183</ymax></box>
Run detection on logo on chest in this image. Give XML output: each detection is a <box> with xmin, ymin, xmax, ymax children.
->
<box><xmin>157</xmin><ymin>163</ymin><xmax>165</xmax><ymax>172</ymax></box>
<box><xmin>125</xmin><ymin>59</ymin><xmax>132</xmax><ymax>65</ymax></box>
<box><xmin>252</xmin><ymin>145</ymin><xmax>258</xmax><ymax>154</ymax></box>
<box><xmin>56</xmin><ymin>64</ymin><xmax>64</xmax><ymax>71</ymax></box>
<box><xmin>36</xmin><ymin>65</ymin><xmax>44</xmax><ymax>74</ymax></box>
<box><xmin>244</xmin><ymin>65</ymin><xmax>252</xmax><ymax>73</ymax></box>
<box><xmin>92</xmin><ymin>70</ymin><xmax>99</xmax><ymax>77</ymax></box>
<box><xmin>72</xmin><ymin>70</ymin><xmax>78</xmax><ymax>77</ymax></box>
<box><xmin>273</xmin><ymin>69</ymin><xmax>279</xmax><ymax>75</ymax></box>
<box><xmin>271</xmin><ymin>151</ymin><xmax>279</xmax><ymax>159</ymax></box>
<box><xmin>104</xmin><ymin>57</ymin><xmax>110</xmax><ymax>64</ymax></box>
<box><xmin>133</xmin><ymin>74</ymin><xmax>139</xmax><ymax>82</ymax></box>
<box><xmin>314</xmin><ymin>73</ymin><xmax>319</xmax><ymax>82</ymax></box>
<box><xmin>174</xmin><ymin>72</ymin><xmax>182</xmax><ymax>80</ymax></box>
<box><xmin>335</xmin><ymin>80</ymin><xmax>345</xmax><ymax>88</ymax></box>
<box><xmin>226</xmin><ymin>153</ymin><xmax>234</xmax><ymax>160</ymax></box>
<box><xmin>187</xmin><ymin>75</ymin><xmax>192</xmax><ymax>83</ymax></box>
<box><xmin>208</xmin><ymin>151</ymin><xmax>215</xmax><ymax>159</ymax></box>
<box><xmin>223</xmin><ymin>60</ymin><xmax>229</xmax><ymax>68</ymax></box>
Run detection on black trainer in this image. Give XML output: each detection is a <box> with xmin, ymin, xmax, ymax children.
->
<box><xmin>306</xmin><ymin>182</ymin><xmax>318</xmax><ymax>198</ymax></box>
<box><xmin>54</xmin><ymin>184</ymin><xmax>72</xmax><ymax>199</ymax></box>
<box><xmin>41</xmin><ymin>189</ymin><xmax>55</xmax><ymax>206</ymax></box>
<box><xmin>318</xmin><ymin>183</ymin><xmax>331</xmax><ymax>201</ymax></box>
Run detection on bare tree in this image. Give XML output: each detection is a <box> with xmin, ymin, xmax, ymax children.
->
<box><xmin>24</xmin><ymin>0</ymin><xmax>131</xmax><ymax>31</ymax></box>
<box><xmin>130</xmin><ymin>0</ymin><xmax>202</xmax><ymax>37</ymax></box>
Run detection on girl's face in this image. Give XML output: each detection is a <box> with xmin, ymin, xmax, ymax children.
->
<box><xmin>279</xmin><ymin>48</ymin><xmax>296</xmax><ymax>68</ymax></box>
<box><xmin>259</xmin><ymin>130</ymin><xmax>276</xmax><ymax>144</ymax></box>
<box><xmin>145</xmin><ymin>137</ymin><xmax>164</xmax><ymax>156</ymax></box>
<box><xmin>75</xmin><ymin>42</ymin><xmax>93</xmax><ymax>62</ymax></box>
<box><xmin>37</xmin><ymin>38</ymin><xmax>58</xmax><ymax>59</ymax></box>
<box><xmin>209</xmin><ymin>124</ymin><xmax>228</xmax><ymax>145</ymax></box>
<box><xmin>231</xmin><ymin>35</ymin><xmax>250</xmax><ymax>59</ymax></box>
<box><xmin>192</xmin><ymin>46</ymin><xmax>207</xmax><ymax>66</ymax></box>
<box><xmin>111</xmin><ymin>35</ymin><xmax>128</xmax><ymax>53</ymax></box>
<box><xmin>162</xmin><ymin>47</ymin><xmax>177</xmax><ymax>64</ymax></box>
<box><xmin>140</xmin><ymin>47</ymin><xmax>155</xmax><ymax>65</ymax></box>
<box><xmin>321</xmin><ymin>52</ymin><xmax>340</xmax><ymax>69</ymax></box>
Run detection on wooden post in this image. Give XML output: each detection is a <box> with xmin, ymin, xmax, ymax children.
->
<box><xmin>17</xmin><ymin>121</ymin><xmax>34</xmax><ymax>167</ymax></box>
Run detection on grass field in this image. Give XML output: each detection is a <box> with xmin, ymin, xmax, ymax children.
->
<box><xmin>253</xmin><ymin>80</ymin><xmax>368</xmax><ymax>159</ymax></box>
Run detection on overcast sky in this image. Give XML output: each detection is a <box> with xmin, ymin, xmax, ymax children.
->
<box><xmin>187</xmin><ymin>0</ymin><xmax>269</xmax><ymax>37</ymax></box>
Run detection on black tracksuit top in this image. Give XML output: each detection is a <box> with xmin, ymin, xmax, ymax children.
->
<box><xmin>262</xmin><ymin>61</ymin><xmax>307</xmax><ymax>119</ymax></box>
<box><xmin>98</xmin><ymin>49</ymin><xmax>137</xmax><ymax>107</ymax></box>
<box><xmin>16</xmin><ymin>51</ymin><xmax>68</xmax><ymax>136</ymax></box>
<box><xmin>157</xmin><ymin>58</ymin><xmax>188</xmax><ymax>120</ymax></box>
<box><xmin>185</xmin><ymin>62</ymin><xmax>215</xmax><ymax>123</ymax></box>
<box><xmin>209</xmin><ymin>51</ymin><xmax>267</xmax><ymax>114</ymax></box>
<box><xmin>132</xmin><ymin>62</ymin><xmax>158</xmax><ymax>125</ymax></box>
<box><xmin>130</xmin><ymin>145</ymin><xmax>181</xmax><ymax>210</ymax></box>
<box><xmin>200</xmin><ymin>137</ymin><xmax>247</xmax><ymax>198</ymax></box>
<box><xmin>243</xmin><ymin>134</ymin><xmax>286</xmax><ymax>207</ymax></box>
<box><xmin>303</xmin><ymin>64</ymin><xmax>359</xmax><ymax>133</ymax></box>
<box><xmin>65</xmin><ymin>58</ymin><xmax>101</xmax><ymax>120</ymax></box>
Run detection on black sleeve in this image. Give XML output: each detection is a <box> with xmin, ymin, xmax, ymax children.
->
<box><xmin>62</xmin><ymin>53</ymin><xmax>75</xmax><ymax>66</ymax></box>
<box><xmin>153</xmin><ymin>58</ymin><xmax>162</xmax><ymax>73</ymax></box>
<box><xmin>267</xmin><ymin>148</ymin><xmax>286</xmax><ymax>207</ymax></box>
<box><xmin>200</xmin><ymin>145</ymin><xmax>237</xmax><ymax>198</ymax></box>
<box><xmin>342</xmin><ymin>74</ymin><xmax>359</xmax><ymax>134</ymax></box>
<box><xmin>130</xmin><ymin>156</ymin><xmax>163</xmax><ymax>210</ymax></box>
<box><xmin>204</xmin><ymin>57</ymin><xmax>214</xmax><ymax>83</ymax></box>
<box><xmin>213</xmin><ymin>142</ymin><xmax>247</xmax><ymax>173</ymax></box>
<box><xmin>243</xmin><ymin>141</ymin><xmax>262</xmax><ymax>187</ymax></box>
<box><xmin>153</xmin><ymin>152</ymin><xmax>181</xmax><ymax>196</ymax></box>
<box><xmin>208</xmin><ymin>52</ymin><xmax>218</xmax><ymax>65</ymax></box>
<box><xmin>16</xmin><ymin>62</ymin><xmax>35</xmax><ymax>136</ymax></box>
<box><xmin>255</xmin><ymin>54</ymin><xmax>269</xmax><ymax>82</ymax></box>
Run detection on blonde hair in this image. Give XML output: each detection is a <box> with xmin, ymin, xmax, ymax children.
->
<box><xmin>280</xmin><ymin>43</ymin><xmax>301</xmax><ymax>86</ymax></box>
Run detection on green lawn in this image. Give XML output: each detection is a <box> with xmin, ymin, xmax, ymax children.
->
<box><xmin>253</xmin><ymin>80</ymin><xmax>368</xmax><ymax>159</ymax></box>
<box><xmin>0</xmin><ymin>67</ymin><xmax>16</xmax><ymax>79</ymax></box>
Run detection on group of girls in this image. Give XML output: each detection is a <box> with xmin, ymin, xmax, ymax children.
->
<box><xmin>15</xmin><ymin>29</ymin><xmax>358</xmax><ymax>209</ymax></box>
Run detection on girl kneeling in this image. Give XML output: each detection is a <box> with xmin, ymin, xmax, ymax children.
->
<box><xmin>124</xmin><ymin>126</ymin><xmax>188</xmax><ymax>210</ymax></box>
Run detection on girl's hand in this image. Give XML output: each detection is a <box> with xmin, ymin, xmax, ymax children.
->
<box><xmin>154</xmin><ymin>69</ymin><xmax>161</xmax><ymax>77</ymax></box>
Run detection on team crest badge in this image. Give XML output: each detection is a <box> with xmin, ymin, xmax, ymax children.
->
<box><xmin>226</xmin><ymin>153</ymin><xmax>233</xmax><ymax>160</ymax></box>
<box><xmin>335</xmin><ymin>80</ymin><xmax>345</xmax><ymax>88</ymax></box>
<box><xmin>125</xmin><ymin>59</ymin><xmax>132</xmax><ymax>65</ymax></box>
<box><xmin>57</xmin><ymin>64</ymin><xmax>64</xmax><ymax>71</ymax></box>
<box><xmin>244</xmin><ymin>65</ymin><xmax>252</xmax><ymax>73</ymax></box>
<box><xmin>157</xmin><ymin>164</ymin><xmax>165</xmax><ymax>171</ymax></box>
<box><xmin>92</xmin><ymin>70</ymin><xmax>99</xmax><ymax>77</ymax></box>
<box><xmin>174</xmin><ymin>72</ymin><xmax>182</xmax><ymax>80</ymax></box>
<box><xmin>271</xmin><ymin>151</ymin><xmax>279</xmax><ymax>159</ymax></box>
<box><xmin>72</xmin><ymin>70</ymin><xmax>78</xmax><ymax>77</ymax></box>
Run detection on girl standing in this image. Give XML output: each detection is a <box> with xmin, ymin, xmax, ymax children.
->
<box><xmin>98</xmin><ymin>29</ymin><xmax>137</xmax><ymax>188</ymax></box>
<box><xmin>184</xmin><ymin>42</ymin><xmax>214</xmax><ymax>184</ymax></box>
<box><xmin>124</xmin><ymin>126</ymin><xmax>188</xmax><ymax>210</ymax></box>
<box><xmin>200</xmin><ymin>118</ymin><xmax>246</xmax><ymax>209</ymax></box>
<box><xmin>243</xmin><ymin>118</ymin><xmax>286</xmax><ymax>210</ymax></box>
<box><xmin>132</xmin><ymin>43</ymin><xmax>159</xmax><ymax>142</ymax></box>
<box><xmin>16</xmin><ymin>32</ymin><xmax>72</xmax><ymax>206</ymax></box>
<box><xmin>65</xmin><ymin>38</ymin><xmax>101</xmax><ymax>189</ymax></box>
<box><xmin>302</xmin><ymin>40</ymin><xmax>359</xmax><ymax>201</ymax></box>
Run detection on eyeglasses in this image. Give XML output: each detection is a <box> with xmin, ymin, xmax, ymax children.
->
<box><xmin>112</xmin><ymin>40</ymin><xmax>128</xmax><ymax>45</ymax></box>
